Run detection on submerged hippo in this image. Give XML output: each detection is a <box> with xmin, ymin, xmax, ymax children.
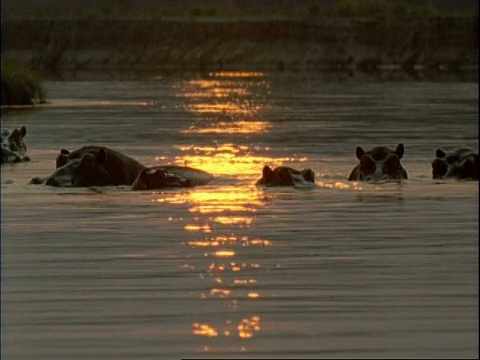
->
<box><xmin>30</xmin><ymin>146</ymin><xmax>145</xmax><ymax>187</ymax></box>
<box><xmin>1</xmin><ymin>126</ymin><xmax>30</xmax><ymax>163</ymax></box>
<box><xmin>431</xmin><ymin>147</ymin><xmax>479</xmax><ymax>180</ymax></box>
<box><xmin>348</xmin><ymin>144</ymin><xmax>408</xmax><ymax>181</ymax></box>
<box><xmin>131</xmin><ymin>165</ymin><xmax>214</xmax><ymax>191</ymax></box>
<box><xmin>256</xmin><ymin>165</ymin><xmax>315</xmax><ymax>187</ymax></box>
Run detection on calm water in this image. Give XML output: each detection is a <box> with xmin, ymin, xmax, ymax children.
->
<box><xmin>1</xmin><ymin>71</ymin><xmax>478</xmax><ymax>359</ymax></box>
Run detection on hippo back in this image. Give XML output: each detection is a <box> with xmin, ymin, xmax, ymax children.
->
<box><xmin>56</xmin><ymin>146</ymin><xmax>146</xmax><ymax>185</ymax></box>
<box><xmin>31</xmin><ymin>146</ymin><xmax>145</xmax><ymax>187</ymax></box>
<box><xmin>131</xmin><ymin>165</ymin><xmax>214</xmax><ymax>190</ymax></box>
<box><xmin>156</xmin><ymin>165</ymin><xmax>214</xmax><ymax>185</ymax></box>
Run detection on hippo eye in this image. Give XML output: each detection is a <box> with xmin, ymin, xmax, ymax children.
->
<box><xmin>385</xmin><ymin>155</ymin><xmax>400</xmax><ymax>166</ymax></box>
<box><xmin>360</xmin><ymin>156</ymin><xmax>375</xmax><ymax>174</ymax></box>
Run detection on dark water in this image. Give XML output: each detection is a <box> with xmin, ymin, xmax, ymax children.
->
<box><xmin>1</xmin><ymin>71</ymin><xmax>478</xmax><ymax>359</ymax></box>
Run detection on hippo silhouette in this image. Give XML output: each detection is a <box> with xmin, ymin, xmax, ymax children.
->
<box><xmin>30</xmin><ymin>146</ymin><xmax>145</xmax><ymax>187</ymax></box>
<box><xmin>131</xmin><ymin>165</ymin><xmax>214</xmax><ymax>191</ymax></box>
<box><xmin>1</xmin><ymin>126</ymin><xmax>30</xmax><ymax>163</ymax></box>
<box><xmin>348</xmin><ymin>144</ymin><xmax>408</xmax><ymax>181</ymax></box>
<box><xmin>432</xmin><ymin>147</ymin><xmax>479</xmax><ymax>180</ymax></box>
<box><xmin>256</xmin><ymin>165</ymin><xmax>315</xmax><ymax>187</ymax></box>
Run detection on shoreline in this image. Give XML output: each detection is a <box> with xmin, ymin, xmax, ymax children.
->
<box><xmin>1</xmin><ymin>17</ymin><xmax>477</xmax><ymax>80</ymax></box>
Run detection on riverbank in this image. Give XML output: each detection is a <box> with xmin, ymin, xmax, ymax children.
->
<box><xmin>1</xmin><ymin>17</ymin><xmax>477</xmax><ymax>76</ymax></box>
<box><xmin>1</xmin><ymin>58</ymin><xmax>46</xmax><ymax>106</ymax></box>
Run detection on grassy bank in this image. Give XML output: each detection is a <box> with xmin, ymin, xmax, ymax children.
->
<box><xmin>1</xmin><ymin>58</ymin><xmax>46</xmax><ymax>106</ymax></box>
<box><xmin>2</xmin><ymin>0</ymin><xmax>476</xmax><ymax>21</ymax></box>
<box><xmin>2</xmin><ymin>16</ymin><xmax>476</xmax><ymax>75</ymax></box>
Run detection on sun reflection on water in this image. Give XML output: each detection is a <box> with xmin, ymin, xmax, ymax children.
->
<box><xmin>192</xmin><ymin>316</ymin><xmax>261</xmax><ymax>340</ymax></box>
<box><xmin>188</xmin><ymin>236</ymin><xmax>272</xmax><ymax>248</ymax></box>
<box><xmin>156</xmin><ymin>143</ymin><xmax>307</xmax><ymax>181</ymax></box>
<box><xmin>174</xmin><ymin>70</ymin><xmax>271</xmax><ymax>136</ymax></box>
<box><xmin>182</xmin><ymin>120</ymin><xmax>271</xmax><ymax>134</ymax></box>
<box><xmin>171</xmin><ymin>71</ymin><xmax>278</xmax><ymax>349</ymax></box>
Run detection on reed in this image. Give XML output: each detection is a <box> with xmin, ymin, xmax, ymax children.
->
<box><xmin>1</xmin><ymin>58</ymin><xmax>46</xmax><ymax>106</ymax></box>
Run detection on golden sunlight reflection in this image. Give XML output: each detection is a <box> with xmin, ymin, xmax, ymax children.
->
<box><xmin>207</xmin><ymin>262</ymin><xmax>261</xmax><ymax>273</ymax></box>
<box><xmin>164</xmin><ymin>143</ymin><xmax>306</xmax><ymax>179</ymax></box>
<box><xmin>187</xmin><ymin>236</ymin><xmax>272</xmax><ymax>248</ymax></box>
<box><xmin>210</xmin><ymin>71</ymin><xmax>266</xmax><ymax>78</ymax></box>
<box><xmin>182</xmin><ymin>120</ymin><xmax>271</xmax><ymax>134</ymax></box>
<box><xmin>317</xmin><ymin>180</ymin><xmax>363</xmax><ymax>191</ymax></box>
<box><xmin>174</xmin><ymin>71</ymin><xmax>277</xmax><ymax>345</ymax></box>
<box><xmin>214</xmin><ymin>216</ymin><xmax>253</xmax><ymax>226</ymax></box>
<box><xmin>213</xmin><ymin>250</ymin><xmax>236</xmax><ymax>258</ymax></box>
<box><xmin>247</xmin><ymin>292</ymin><xmax>261</xmax><ymax>299</ymax></box>
<box><xmin>187</xmin><ymin>186</ymin><xmax>264</xmax><ymax>213</ymax></box>
<box><xmin>189</xmin><ymin>243</ymin><xmax>266</xmax><ymax>342</ymax></box>
<box><xmin>238</xmin><ymin>316</ymin><xmax>261</xmax><ymax>339</ymax></box>
<box><xmin>192</xmin><ymin>316</ymin><xmax>261</xmax><ymax>339</ymax></box>
<box><xmin>234</xmin><ymin>279</ymin><xmax>257</xmax><ymax>285</ymax></box>
<box><xmin>184</xmin><ymin>224</ymin><xmax>212</xmax><ymax>233</ymax></box>
<box><xmin>193</xmin><ymin>323</ymin><xmax>218</xmax><ymax>337</ymax></box>
<box><xmin>209</xmin><ymin>288</ymin><xmax>231</xmax><ymax>297</ymax></box>
<box><xmin>174</xmin><ymin>70</ymin><xmax>271</xmax><ymax>135</ymax></box>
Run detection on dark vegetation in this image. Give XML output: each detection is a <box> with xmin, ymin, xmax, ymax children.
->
<box><xmin>1</xmin><ymin>0</ymin><xmax>477</xmax><ymax>20</ymax></box>
<box><xmin>1</xmin><ymin>58</ymin><xmax>46</xmax><ymax>106</ymax></box>
<box><xmin>0</xmin><ymin>0</ymin><xmax>477</xmax><ymax>81</ymax></box>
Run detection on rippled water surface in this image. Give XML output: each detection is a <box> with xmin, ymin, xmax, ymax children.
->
<box><xmin>1</xmin><ymin>71</ymin><xmax>478</xmax><ymax>359</ymax></box>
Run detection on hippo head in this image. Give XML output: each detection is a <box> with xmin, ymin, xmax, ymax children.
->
<box><xmin>30</xmin><ymin>148</ymin><xmax>110</xmax><ymax>187</ymax></box>
<box><xmin>257</xmin><ymin>165</ymin><xmax>315</xmax><ymax>187</ymax></box>
<box><xmin>131</xmin><ymin>167</ymin><xmax>195</xmax><ymax>191</ymax></box>
<box><xmin>349</xmin><ymin>144</ymin><xmax>407</xmax><ymax>181</ymax></box>
<box><xmin>1</xmin><ymin>126</ymin><xmax>27</xmax><ymax>155</ymax></box>
<box><xmin>432</xmin><ymin>148</ymin><xmax>479</xmax><ymax>180</ymax></box>
<box><xmin>56</xmin><ymin>148</ymin><xmax>72</xmax><ymax>168</ymax></box>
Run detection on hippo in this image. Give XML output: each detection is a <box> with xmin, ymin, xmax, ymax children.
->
<box><xmin>1</xmin><ymin>126</ymin><xmax>30</xmax><ymax>163</ymax></box>
<box><xmin>131</xmin><ymin>165</ymin><xmax>214</xmax><ymax>191</ymax></box>
<box><xmin>256</xmin><ymin>165</ymin><xmax>315</xmax><ymax>187</ymax></box>
<box><xmin>30</xmin><ymin>146</ymin><xmax>145</xmax><ymax>187</ymax></box>
<box><xmin>431</xmin><ymin>147</ymin><xmax>479</xmax><ymax>180</ymax></box>
<box><xmin>348</xmin><ymin>144</ymin><xmax>408</xmax><ymax>181</ymax></box>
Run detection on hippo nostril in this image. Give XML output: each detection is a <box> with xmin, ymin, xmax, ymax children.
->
<box><xmin>30</xmin><ymin>177</ymin><xmax>43</xmax><ymax>184</ymax></box>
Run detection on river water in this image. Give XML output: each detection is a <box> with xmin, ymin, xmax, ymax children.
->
<box><xmin>1</xmin><ymin>71</ymin><xmax>478</xmax><ymax>359</ymax></box>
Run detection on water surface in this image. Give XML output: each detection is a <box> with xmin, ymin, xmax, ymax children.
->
<box><xmin>1</xmin><ymin>71</ymin><xmax>478</xmax><ymax>359</ymax></box>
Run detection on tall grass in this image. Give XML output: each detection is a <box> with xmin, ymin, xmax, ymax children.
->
<box><xmin>326</xmin><ymin>0</ymin><xmax>441</xmax><ymax>19</ymax></box>
<box><xmin>1</xmin><ymin>0</ymin><xmax>450</xmax><ymax>21</ymax></box>
<box><xmin>1</xmin><ymin>58</ymin><xmax>46</xmax><ymax>106</ymax></box>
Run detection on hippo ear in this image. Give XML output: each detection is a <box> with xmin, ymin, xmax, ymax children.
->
<box><xmin>355</xmin><ymin>147</ymin><xmax>365</xmax><ymax>160</ymax></box>
<box><xmin>436</xmin><ymin>149</ymin><xmax>446</xmax><ymax>158</ymax></box>
<box><xmin>96</xmin><ymin>148</ymin><xmax>107</xmax><ymax>164</ymax></box>
<box><xmin>395</xmin><ymin>144</ymin><xmax>405</xmax><ymax>159</ymax></box>
<box><xmin>20</xmin><ymin>126</ymin><xmax>27</xmax><ymax>138</ymax></box>
<box><xmin>262</xmin><ymin>165</ymin><xmax>274</xmax><ymax>180</ymax></box>
<box><xmin>303</xmin><ymin>169</ymin><xmax>315</xmax><ymax>183</ymax></box>
<box><xmin>60</xmin><ymin>149</ymin><xmax>70</xmax><ymax>155</ymax></box>
<box><xmin>10</xmin><ymin>129</ymin><xmax>21</xmax><ymax>139</ymax></box>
